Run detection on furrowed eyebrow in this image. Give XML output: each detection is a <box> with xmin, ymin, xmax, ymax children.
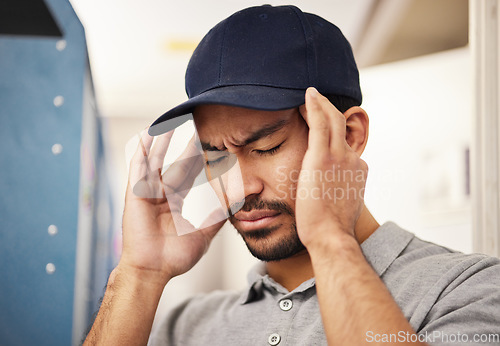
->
<box><xmin>200</xmin><ymin>143</ymin><xmax>223</xmax><ymax>151</ymax></box>
<box><xmin>200</xmin><ymin>119</ymin><xmax>288</xmax><ymax>151</ymax></box>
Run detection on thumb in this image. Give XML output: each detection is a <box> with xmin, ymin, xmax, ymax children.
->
<box><xmin>198</xmin><ymin>208</ymin><xmax>228</xmax><ymax>252</ymax></box>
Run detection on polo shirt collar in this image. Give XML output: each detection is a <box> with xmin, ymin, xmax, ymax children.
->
<box><xmin>240</xmin><ymin>263</ymin><xmax>316</xmax><ymax>304</ymax></box>
<box><xmin>239</xmin><ymin>221</ymin><xmax>414</xmax><ymax>304</ymax></box>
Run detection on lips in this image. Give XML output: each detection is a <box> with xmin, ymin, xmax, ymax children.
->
<box><xmin>233</xmin><ymin>210</ymin><xmax>281</xmax><ymax>232</ymax></box>
<box><xmin>235</xmin><ymin>210</ymin><xmax>280</xmax><ymax>221</ymax></box>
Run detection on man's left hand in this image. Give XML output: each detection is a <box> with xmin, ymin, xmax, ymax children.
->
<box><xmin>296</xmin><ymin>87</ymin><xmax>368</xmax><ymax>250</ymax></box>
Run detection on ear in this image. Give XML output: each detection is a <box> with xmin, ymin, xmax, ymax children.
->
<box><xmin>344</xmin><ymin>106</ymin><xmax>369</xmax><ymax>155</ymax></box>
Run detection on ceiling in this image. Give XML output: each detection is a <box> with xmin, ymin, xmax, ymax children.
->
<box><xmin>69</xmin><ymin>0</ymin><xmax>468</xmax><ymax>119</ymax></box>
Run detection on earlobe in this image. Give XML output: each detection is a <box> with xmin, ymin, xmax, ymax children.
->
<box><xmin>343</xmin><ymin>107</ymin><xmax>369</xmax><ymax>155</ymax></box>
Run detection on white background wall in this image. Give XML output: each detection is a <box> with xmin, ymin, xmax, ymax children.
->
<box><xmin>361</xmin><ymin>47</ymin><xmax>472</xmax><ymax>253</ymax></box>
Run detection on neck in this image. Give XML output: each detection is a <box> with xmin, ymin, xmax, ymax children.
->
<box><xmin>265</xmin><ymin>205</ymin><xmax>379</xmax><ymax>291</ymax></box>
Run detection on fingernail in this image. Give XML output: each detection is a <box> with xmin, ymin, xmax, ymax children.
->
<box><xmin>308</xmin><ymin>87</ymin><xmax>319</xmax><ymax>98</ymax></box>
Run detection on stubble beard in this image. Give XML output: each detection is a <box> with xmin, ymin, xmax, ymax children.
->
<box><xmin>229</xmin><ymin>197</ymin><xmax>306</xmax><ymax>262</ymax></box>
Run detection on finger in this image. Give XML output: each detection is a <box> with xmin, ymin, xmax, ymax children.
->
<box><xmin>129</xmin><ymin>129</ymin><xmax>174</xmax><ymax>200</ymax></box>
<box><xmin>138</xmin><ymin>128</ymin><xmax>154</xmax><ymax>157</ymax></box>
<box><xmin>324</xmin><ymin>104</ymin><xmax>347</xmax><ymax>157</ymax></box>
<box><xmin>162</xmin><ymin>135</ymin><xmax>204</xmax><ymax>197</ymax></box>
<box><xmin>198</xmin><ymin>208</ymin><xmax>228</xmax><ymax>253</ymax></box>
<box><xmin>302</xmin><ymin>87</ymin><xmax>331</xmax><ymax>156</ymax></box>
<box><xmin>311</xmin><ymin>89</ymin><xmax>347</xmax><ymax>156</ymax></box>
<box><xmin>174</xmin><ymin>154</ymin><xmax>204</xmax><ymax>200</ymax></box>
<box><xmin>149</xmin><ymin>130</ymin><xmax>174</xmax><ymax>172</ymax></box>
<box><xmin>129</xmin><ymin>129</ymin><xmax>154</xmax><ymax>187</ymax></box>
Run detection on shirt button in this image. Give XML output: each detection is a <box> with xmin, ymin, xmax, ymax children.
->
<box><xmin>268</xmin><ymin>333</ymin><xmax>281</xmax><ymax>345</ymax></box>
<box><xmin>279</xmin><ymin>299</ymin><xmax>293</xmax><ymax>311</ymax></box>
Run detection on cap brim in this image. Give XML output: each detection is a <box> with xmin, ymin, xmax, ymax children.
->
<box><xmin>148</xmin><ymin>85</ymin><xmax>305</xmax><ymax>136</ymax></box>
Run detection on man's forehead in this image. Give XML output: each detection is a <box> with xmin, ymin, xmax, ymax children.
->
<box><xmin>193</xmin><ymin>105</ymin><xmax>297</xmax><ymax>150</ymax></box>
<box><xmin>193</xmin><ymin>104</ymin><xmax>295</xmax><ymax>124</ymax></box>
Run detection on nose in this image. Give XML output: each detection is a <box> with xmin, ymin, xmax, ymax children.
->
<box><xmin>220</xmin><ymin>155</ymin><xmax>263</xmax><ymax>214</ymax></box>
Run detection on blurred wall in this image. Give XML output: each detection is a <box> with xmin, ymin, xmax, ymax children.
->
<box><xmin>362</xmin><ymin>48</ymin><xmax>472</xmax><ymax>253</ymax></box>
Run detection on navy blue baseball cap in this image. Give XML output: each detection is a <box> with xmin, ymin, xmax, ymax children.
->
<box><xmin>149</xmin><ymin>5</ymin><xmax>361</xmax><ymax>136</ymax></box>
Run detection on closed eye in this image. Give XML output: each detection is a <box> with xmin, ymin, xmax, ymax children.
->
<box><xmin>205</xmin><ymin>140</ymin><xmax>285</xmax><ymax>167</ymax></box>
<box><xmin>254</xmin><ymin>140</ymin><xmax>285</xmax><ymax>156</ymax></box>
<box><xmin>205</xmin><ymin>155</ymin><xmax>228</xmax><ymax>167</ymax></box>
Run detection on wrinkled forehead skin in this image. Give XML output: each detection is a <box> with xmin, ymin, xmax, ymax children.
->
<box><xmin>193</xmin><ymin>105</ymin><xmax>300</xmax><ymax>150</ymax></box>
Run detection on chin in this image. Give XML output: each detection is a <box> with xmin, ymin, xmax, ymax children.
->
<box><xmin>233</xmin><ymin>222</ymin><xmax>305</xmax><ymax>262</ymax></box>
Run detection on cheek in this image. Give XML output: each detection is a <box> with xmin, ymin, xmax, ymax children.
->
<box><xmin>268</xmin><ymin>143</ymin><xmax>307</xmax><ymax>203</ymax></box>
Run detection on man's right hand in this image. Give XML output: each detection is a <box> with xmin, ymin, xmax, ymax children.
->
<box><xmin>84</xmin><ymin>129</ymin><xmax>227</xmax><ymax>345</ymax></box>
<box><xmin>119</xmin><ymin>129</ymin><xmax>227</xmax><ymax>286</ymax></box>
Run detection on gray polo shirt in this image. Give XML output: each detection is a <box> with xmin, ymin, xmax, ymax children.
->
<box><xmin>148</xmin><ymin>222</ymin><xmax>500</xmax><ymax>345</ymax></box>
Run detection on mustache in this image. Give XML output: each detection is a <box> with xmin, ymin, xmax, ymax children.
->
<box><xmin>229</xmin><ymin>197</ymin><xmax>294</xmax><ymax>217</ymax></box>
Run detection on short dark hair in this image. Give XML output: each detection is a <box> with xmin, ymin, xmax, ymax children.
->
<box><xmin>325</xmin><ymin>94</ymin><xmax>361</xmax><ymax>113</ymax></box>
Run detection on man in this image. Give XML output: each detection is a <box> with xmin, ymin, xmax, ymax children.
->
<box><xmin>85</xmin><ymin>5</ymin><xmax>500</xmax><ymax>345</ymax></box>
